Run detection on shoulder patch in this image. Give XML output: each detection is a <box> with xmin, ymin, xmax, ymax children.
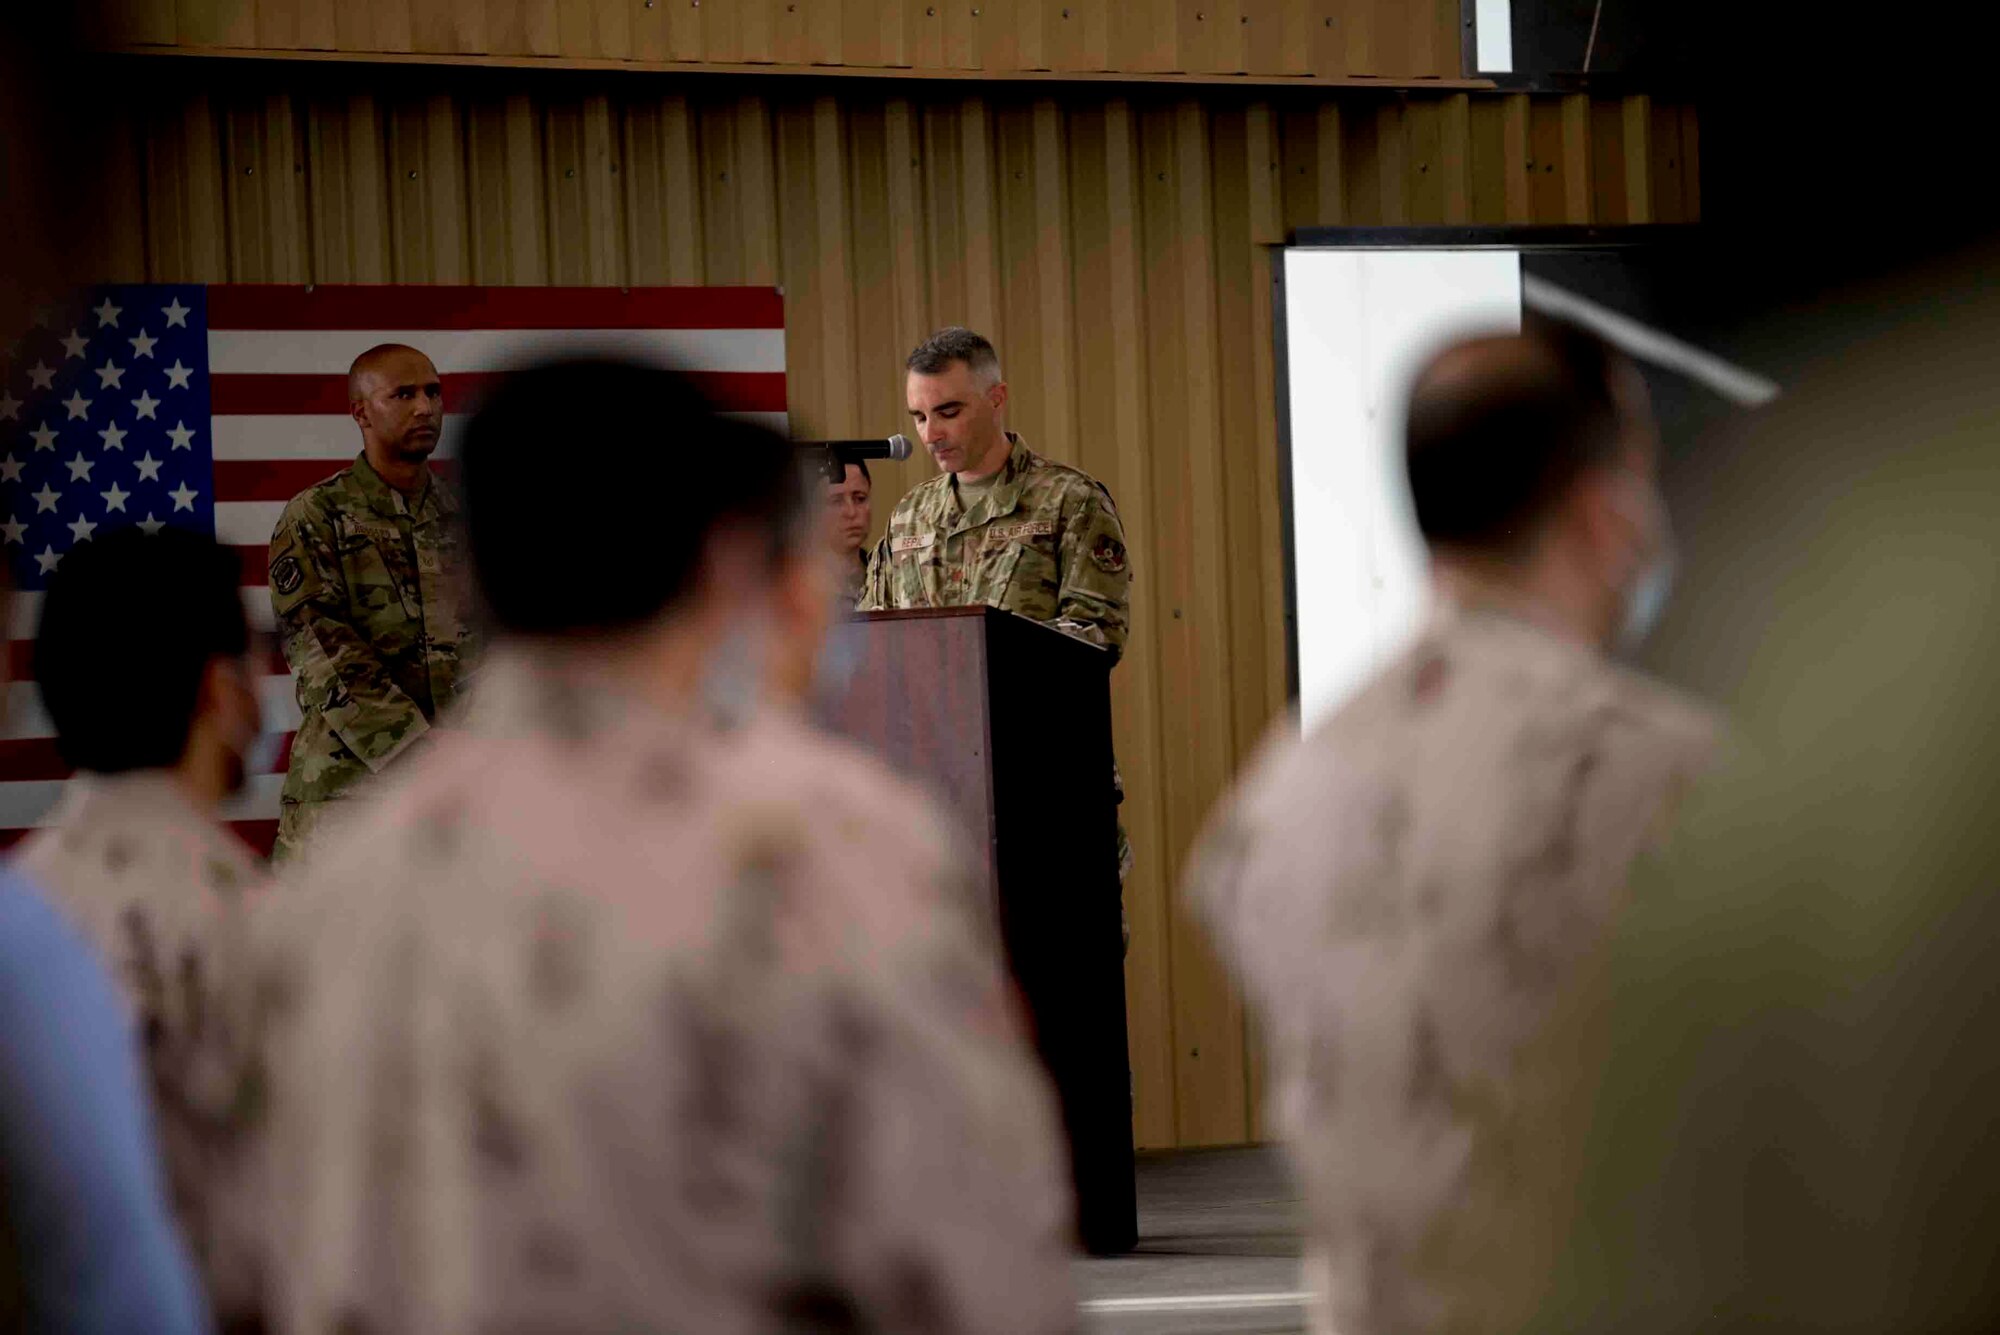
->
<box><xmin>1090</xmin><ymin>533</ymin><xmax>1128</xmax><ymax>574</ymax></box>
<box><xmin>271</xmin><ymin>554</ymin><xmax>304</xmax><ymax>596</ymax></box>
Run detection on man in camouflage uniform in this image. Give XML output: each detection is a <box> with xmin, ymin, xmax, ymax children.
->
<box><xmin>266</xmin><ymin>342</ymin><xmax>479</xmax><ymax>861</ymax></box>
<box><xmin>13</xmin><ymin>527</ymin><xmax>271</xmax><ymax>1327</ymax></box>
<box><xmin>1184</xmin><ymin>326</ymin><xmax>1718</xmax><ymax>1335</ymax></box>
<box><xmin>861</xmin><ymin>327</ymin><xmax>1134</xmax><ymax>881</ymax></box>
<box><xmin>235</xmin><ymin>360</ymin><xmax>1078</xmax><ymax>1335</ymax></box>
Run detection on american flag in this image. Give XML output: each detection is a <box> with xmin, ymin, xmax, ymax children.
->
<box><xmin>1</xmin><ymin>284</ymin><xmax>788</xmax><ymax>855</ymax></box>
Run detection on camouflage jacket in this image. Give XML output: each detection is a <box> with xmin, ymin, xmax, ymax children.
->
<box><xmin>1183</xmin><ymin>600</ymin><xmax>1717</xmax><ymax>1335</ymax></box>
<box><xmin>859</xmin><ymin>433</ymin><xmax>1131</xmax><ymax>662</ymax></box>
<box><xmin>11</xmin><ymin>771</ymin><xmax>270</xmax><ymax>1323</ymax></box>
<box><xmin>234</xmin><ymin>653</ymin><xmax>1079</xmax><ymax>1335</ymax></box>
<box><xmin>267</xmin><ymin>455</ymin><xmax>479</xmax><ymax>859</ymax></box>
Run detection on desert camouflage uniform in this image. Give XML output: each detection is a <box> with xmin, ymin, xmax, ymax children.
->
<box><xmin>267</xmin><ymin>455</ymin><xmax>479</xmax><ymax>862</ymax></box>
<box><xmin>1184</xmin><ymin>598</ymin><xmax>1717</xmax><ymax>1335</ymax></box>
<box><xmin>860</xmin><ymin>432</ymin><xmax>1135</xmax><ymax>881</ymax></box>
<box><xmin>235</xmin><ymin>651</ymin><xmax>1078</xmax><ymax>1335</ymax></box>
<box><xmin>12</xmin><ymin>772</ymin><xmax>271</xmax><ymax>1325</ymax></box>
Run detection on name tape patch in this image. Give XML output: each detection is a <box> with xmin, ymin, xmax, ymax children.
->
<box><xmin>891</xmin><ymin>532</ymin><xmax>936</xmax><ymax>554</ymax></box>
<box><xmin>989</xmin><ymin>520</ymin><xmax>1057</xmax><ymax>542</ymax></box>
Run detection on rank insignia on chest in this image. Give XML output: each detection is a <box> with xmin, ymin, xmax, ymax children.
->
<box><xmin>1091</xmin><ymin>534</ymin><xmax>1128</xmax><ymax>574</ymax></box>
<box><xmin>989</xmin><ymin>519</ymin><xmax>1057</xmax><ymax>542</ymax></box>
<box><xmin>271</xmin><ymin>555</ymin><xmax>304</xmax><ymax>596</ymax></box>
<box><xmin>891</xmin><ymin>532</ymin><xmax>936</xmax><ymax>554</ymax></box>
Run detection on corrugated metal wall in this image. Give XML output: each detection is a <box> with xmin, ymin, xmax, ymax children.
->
<box><xmin>100</xmin><ymin>64</ymin><xmax>1698</xmax><ymax>1147</ymax></box>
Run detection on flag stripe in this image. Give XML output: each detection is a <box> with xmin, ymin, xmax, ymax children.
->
<box><xmin>209</xmin><ymin>411</ymin><xmax>789</xmax><ymax>462</ymax></box>
<box><xmin>207</xmin><ymin>285</ymin><xmax>785</xmax><ymax>331</ymax></box>
<box><xmin>209</xmin><ymin>370</ymin><xmax>787</xmax><ymax>416</ymax></box>
<box><xmin>213</xmin><ymin>458</ymin><xmax>456</xmax><ymax>506</ymax></box>
<box><xmin>207</xmin><ymin>328</ymin><xmax>787</xmax><ymax>375</ymax></box>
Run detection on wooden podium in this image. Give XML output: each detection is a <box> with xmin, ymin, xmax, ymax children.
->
<box><xmin>813</xmin><ymin>607</ymin><xmax>1139</xmax><ymax>1255</ymax></box>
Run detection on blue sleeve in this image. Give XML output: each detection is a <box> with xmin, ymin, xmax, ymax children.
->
<box><xmin>0</xmin><ymin>874</ymin><xmax>211</xmax><ymax>1335</ymax></box>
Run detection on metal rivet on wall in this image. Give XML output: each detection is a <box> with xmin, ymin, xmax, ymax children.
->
<box><xmin>244</xmin><ymin>166</ymin><xmax>255</xmax><ymax>175</ymax></box>
<box><xmin>1324</xmin><ymin>15</ymin><xmax>1334</xmax><ymax>25</ymax></box>
<box><xmin>1061</xmin><ymin>6</ymin><xmax>1070</xmax><ymax>14</ymax></box>
<box><xmin>407</xmin><ymin>170</ymin><xmax>418</xmax><ymax>179</ymax></box>
<box><xmin>566</xmin><ymin>168</ymin><xmax>576</xmax><ymax>178</ymax></box>
<box><xmin>1196</xmin><ymin>10</ymin><xmax>1205</xmax><ymax>19</ymax></box>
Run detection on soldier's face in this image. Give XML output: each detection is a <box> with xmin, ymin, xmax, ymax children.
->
<box><xmin>352</xmin><ymin>351</ymin><xmax>444</xmax><ymax>462</ymax></box>
<box><xmin>825</xmin><ymin>463</ymin><xmax>872</xmax><ymax>555</ymax></box>
<box><xmin>908</xmin><ymin>363</ymin><xmax>1008</xmax><ymax>476</ymax></box>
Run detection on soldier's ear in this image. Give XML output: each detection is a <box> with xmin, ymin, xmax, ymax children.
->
<box><xmin>349</xmin><ymin>395</ymin><xmax>369</xmax><ymax>430</ymax></box>
<box><xmin>988</xmin><ymin>380</ymin><xmax>1008</xmax><ymax>414</ymax></box>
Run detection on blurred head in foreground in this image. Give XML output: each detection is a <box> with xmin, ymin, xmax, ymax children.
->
<box><xmin>460</xmin><ymin>358</ymin><xmax>829</xmax><ymax>703</ymax></box>
<box><xmin>36</xmin><ymin>526</ymin><xmax>260</xmax><ymax>805</ymax></box>
<box><xmin>1515</xmin><ymin>240</ymin><xmax>2000</xmax><ymax>1334</ymax></box>
<box><xmin>1406</xmin><ymin>321</ymin><xmax>1671</xmax><ymax>649</ymax></box>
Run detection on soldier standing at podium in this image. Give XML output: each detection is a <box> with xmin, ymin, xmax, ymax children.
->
<box><xmin>860</xmin><ymin>327</ymin><xmax>1136</xmax><ymax>882</ymax></box>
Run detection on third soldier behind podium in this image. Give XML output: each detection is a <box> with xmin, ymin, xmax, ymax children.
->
<box><xmin>861</xmin><ymin>327</ymin><xmax>1135</xmax><ymax>880</ymax></box>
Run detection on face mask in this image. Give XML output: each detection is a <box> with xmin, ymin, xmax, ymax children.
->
<box><xmin>699</xmin><ymin>616</ymin><xmax>771</xmax><ymax>731</ymax></box>
<box><xmin>1618</xmin><ymin>549</ymin><xmax>1676</xmax><ymax>651</ymax></box>
<box><xmin>808</xmin><ymin>612</ymin><xmax>866</xmax><ymax>709</ymax></box>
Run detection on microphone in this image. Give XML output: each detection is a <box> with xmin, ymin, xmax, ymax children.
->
<box><xmin>801</xmin><ymin>435</ymin><xmax>914</xmax><ymax>482</ymax></box>
<box><xmin>805</xmin><ymin>435</ymin><xmax>915</xmax><ymax>462</ymax></box>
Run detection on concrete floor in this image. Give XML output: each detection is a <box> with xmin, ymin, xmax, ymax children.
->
<box><xmin>1073</xmin><ymin>1146</ymin><xmax>1310</xmax><ymax>1334</ymax></box>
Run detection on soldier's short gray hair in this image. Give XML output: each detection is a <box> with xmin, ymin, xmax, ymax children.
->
<box><xmin>907</xmin><ymin>327</ymin><xmax>1002</xmax><ymax>386</ymax></box>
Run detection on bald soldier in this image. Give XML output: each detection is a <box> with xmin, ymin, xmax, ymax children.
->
<box><xmin>234</xmin><ymin>360</ymin><xmax>1077</xmax><ymax>1334</ymax></box>
<box><xmin>265</xmin><ymin>343</ymin><xmax>480</xmax><ymax>861</ymax></box>
<box><xmin>1184</xmin><ymin>324</ymin><xmax>1719</xmax><ymax>1335</ymax></box>
<box><xmin>861</xmin><ymin>327</ymin><xmax>1135</xmax><ymax>880</ymax></box>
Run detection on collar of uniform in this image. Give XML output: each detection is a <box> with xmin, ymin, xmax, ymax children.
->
<box><xmin>45</xmin><ymin>769</ymin><xmax>249</xmax><ymax>856</ymax></box>
<box><xmin>949</xmin><ymin>431</ymin><xmax>1034</xmax><ymax>537</ymax></box>
<box><xmin>350</xmin><ymin>451</ymin><xmax>453</xmax><ymax>522</ymax></box>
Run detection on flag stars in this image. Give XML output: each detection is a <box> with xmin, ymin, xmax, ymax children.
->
<box><xmin>161</xmin><ymin>297</ymin><xmax>190</xmax><ymax>329</ymax></box>
<box><xmin>128</xmin><ymin>329</ymin><xmax>158</xmax><ymax>359</ymax></box>
<box><xmin>34</xmin><ymin>546</ymin><xmax>59</xmax><ymax>575</ymax></box>
<box><xmin>28</xmin><ymin>424</ymin><xmax>56</xmax><ymax>452</ymax></box>
<box><xmin>168</xmin><ymin>481</ymin><xmax>198</xmax><ymax>512</ymax></box>
<box><xmin>136</xmin><ymin>513</ymin><xmax>165</xmax><ymax>536</ymax></box>
<box><xmin>131</xmin><ymin>390</ymin><xmax>160</xmax><ymax>420</ymax></box>
<box><xmin>0</xmin><ymin>390</ymin><xmax>19</xmax><ymax>421</ymax></box>
<box><xmin>98</xmin><ymin>423</ymin><xmax>127</xmax><ymax>451</ymax></box>
<box><xmin>164</xmin><ymin>361</ymin><xmax>193</xmax><ymax>390</ymax></box>
<box><xmin>59</xmin><ymin>329</ymin><xmax>89</xmax><ymax>360</ymax></box>
<box><xmin>134</xmin><ymin>452</ymin><xmax>163</xmax><ymax>482</ymax></box>
<box><xmin>27</xmin><ymin>362</ymin><xmax>55</xmax><ymax>390</ymax></box>
<box><xmin>62</xmin><ymin>390</ymin><xmax>91</xmax><ymax>420</ymax></box>
<box><xmin>31</xmin><ymin>483</ymin><xmax>60</xmax><ymax>513</ymax></box>
<box><xmin>1</xmin><ymin>517</ymin><xmax>24</xmax><ymax>545</ymax></box>
<box><xmin>165</xmin><ymin>421</ymin><xmax>195</xmax><ymax>451</ymax></box>
<box><xmin>66</xmin><ymin>514</ymin><xmax>97</xmax><ymax>544</ymax></box>
<box><xmin>101</xmin><ymin>481</ymin><xmax>130</xmax><ymax>512</ymax></box>
<box><xmin>65</xmin><ymin>453</ymin><xmax>95</xmax><ymax>482</ymax></box>
<box><xmin>0</xmin><ymin>454</ymin><xmax>21</xmax><ymax>483</ymax></box>
<box><xmin>94</xmin><ymin>361</ymin><xmax>126</xmax><ymax>390</ymax></box>
<box><xmin>93</xmin><ymin>297</ymin><xmax>122</xmax><ymax>328</ymax></box>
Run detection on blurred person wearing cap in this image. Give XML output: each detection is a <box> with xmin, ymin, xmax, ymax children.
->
<box><xmin>1183</xmin><ymin>323</ymin><xmax>1719</xmax><ymax>1335</ymax></box>
<box><xmin>265</xmin><ymin>343</ymin><xmax>480</xmax><ymax>863</ymax></box>
<box><xmin>234</xmin><ymin>359</ymin><xmax>1078</xmax><ymax>1335</ymax></box>
<box><xmin>0</xmin><ymin>550</ymin><xmax>208</xmax><ymax>1335</ymax></box>
<box><xmin>825</xmin><ymin>456</ymin><xmax>874</xmax><ymax>607</ymax></box>
<box><xmin>12</xmin><ymin>525</ymin><xmax>270</xmax><ymax>1329</ymax></box>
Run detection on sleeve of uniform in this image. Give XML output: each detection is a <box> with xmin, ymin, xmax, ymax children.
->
<box><xmin>856</xmin><ymin>533</ymin><xmax>892</xmax><ymax>613</ymax></box>
<box><xmin>823</xmin><ymin>839</ymin><xmax>1080</xmax><ymax>1335</ymax></box>
<box><xmin>1052</xmin><ymin>485</ymin><xmax>1132</xmax><ymax>663</ymax></box>
<box><xmin>269</xmin><ymin>496</ymin><xmax>431</xmax><ymax>773</ymax></box>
